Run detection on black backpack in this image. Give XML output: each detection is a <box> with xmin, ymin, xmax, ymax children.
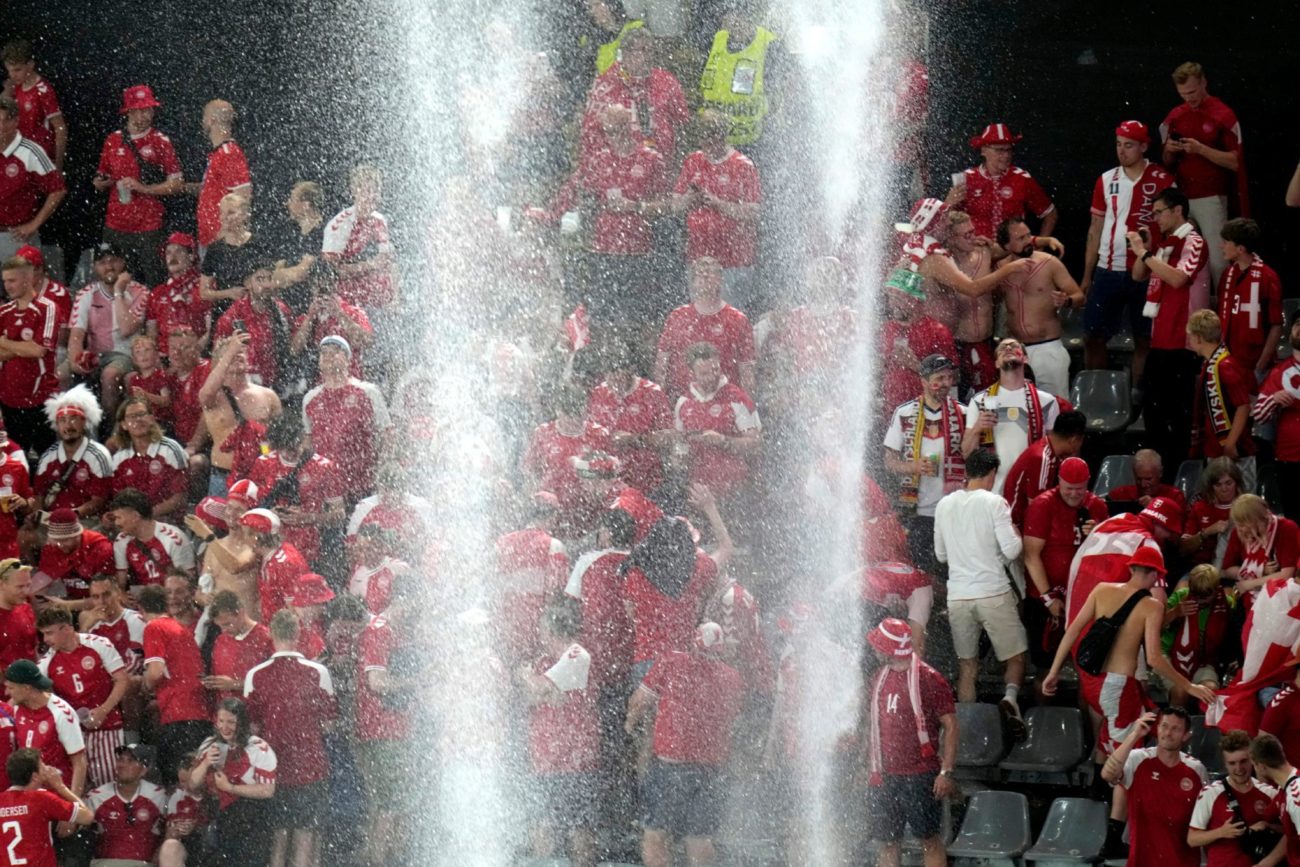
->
<box><xmin>1075</xmin><ymin>589</ymin><xmax>1151</xmax><ymax>676</ymax></box>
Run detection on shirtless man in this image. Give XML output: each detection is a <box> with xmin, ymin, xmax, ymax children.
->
<box><xmin>185</xmin><ymin>480</ymin><xmax>260</xmax><ymax>617</ymax></box>
<box><xmin>996</xmin><ymin>216</ymin><xmax>1085</xmax><ymax>399</ymax></box>
<box><xmin>926</xmin><ymin>210</ymin><xmax>997</xmax><ymax>396</ymax></box>
<box><xmin>197</xmin><ymin>332</ymin><xmax>280</xmax><ymax>496</ymax></box>
<box><xmin>1042</xmin><ymin>546</ymin><xmax>1213</xmax><ymax>760</ymax></box>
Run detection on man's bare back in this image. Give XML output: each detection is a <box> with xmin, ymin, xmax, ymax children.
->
<box><xmin>1001</xmin><ymin>251</ymin><xmax>1066</xmax><ymax>343</ymax></box>
<box><xmin>1093</xmin><ymin>582</ymin><xmax>1161</xmax><ymax>678</ymax></box>
<box><xmin>202</xmin><ymin>382</ymin><xmax>280</xmax><ymax>471</ymax></box>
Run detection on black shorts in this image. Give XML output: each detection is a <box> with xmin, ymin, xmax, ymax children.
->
<box><xmin>534</xmin><ymin>771</ymin><xmax>598</xmax><ymax>830</ymax></box>
<box><xmin>868</xmin><ymin>771</ymin><xmax>943</xmax><ymax>843</ymax></box>
<box><xmin>641</xmin><ymin>759</ymin><xmax>724</xmax><ymax>838</ymax></box>
<box><xmin>272</xmin><ymin>780</ymin><xmax>328</xmax><ymax>829</ymax></box>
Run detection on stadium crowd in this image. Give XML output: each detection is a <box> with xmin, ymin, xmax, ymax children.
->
<box><xmin>4</xmin><ymin>1</ymin><xmax>1300</xmax><ymax>866</ymax></box>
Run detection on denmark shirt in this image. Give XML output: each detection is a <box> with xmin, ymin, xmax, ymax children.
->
<box><xmin>933</xmin><ymin>487</ymin><xmax>1022</xmax><ymax>600</ymax></box>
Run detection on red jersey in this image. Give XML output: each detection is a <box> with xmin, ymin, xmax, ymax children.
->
<box><xmin>141</xmin><ymin>615</ymin><xmax>209</xmax><ymax>724</ymax></box>
<box><xmin>213</xmin><ymin>297</ymin><xmax>294</xmax><ymax>388</ymax></box>
<box><xmin>1121</xmin><ymin>747</ymin><xmax>1207</xmax><ymax>867</ymax></box>
<box><xmin>165</xmin><ymin>788</ymin><xmax>207</xmax><ymax>832</ymax></box>
<box><xmin>1185</xmin><ymin>498</ymin><xmax>1233</xmax><ymax>565</ymax></box>
<box><xmin>673</xmin><ymin>148</ymin><xmax>761</xmax><ymax>268</ymax></box>
<box><xmin>772</xmin><ymin>305</ymin><xmax>858</xmax><ymax>377</ymax></box>
<box><xmin>36</xmin><ymin>531</ymin><xmax>115</xmax><ymax>601</ymax></box>
<box><xmin>258</xmin><ymin>544</ymin><xmax>309</xmax><ymax>623</ymax></box>
<box><xmin>97</xmin><ymin>128</ymin><xmax>183</xmax><ymax>233</ymax></box>
<box><xmin>1023</xmin><ymin>489</ymin><xmax>1109</xmax><ymax>593</ymax></box>
<box><xmin>521</xmin><ymin>420</ymin><xmax>612</xmax><ymax>518</ymax></box>
<box><xmin>565</xmin><ymin>548</ymin><xmax>633</xmax><ymax>688</ymax></box>
<box><xmin>1279</xmin><ymin>776</ymin><xmax>1300</xmax><ymax>867</ymax></box>
<box><xmin>38</xmin><ymin>634</ymin><xmax>125</xmax><ymax>729</ymax></box>
<box><xmin>529</xmin><ymin>644</ymin><xmax>599</xmax><ymax>774</ymax></box>
<box><xmin>624</xmin><ymin>550</ymin><xmax>716</xmax><ymax>663</ymax></box>
<box><xmin>0</xmin><ymin>134</ymin><xmax>65</xmax><ymax>227</ymax></box>
<box><xmin>870</xmin><ymin>661</ymin><xmax>956</xmax><ymax>775</ymax></box>
<box><xmin>13</xmin><ymin>79</ymin><xmax>61</xmax><ymax>158</ymax></box>
<box><xmin>113</xmin><ymin>522</ymin><xmax>193</xmax><ymax>588</ymax></box>
<box><xmin>243</xmin><ymin>651</ymin><xmax>335</xmax><ymax>787</ymax></box>
<box><xmin>33</xmin><ymin>440</ymin><xmax>112</xmax><ymax>513</ymax></box>
<box><xmin>35</xmin><ymin>278</ymin><xmax>72</xmax><ymax>329</ymax></box>
<box><xmin>1191</xmin><ymin>778</ymin><xmax>1279</xmax><ymax>867</ymax></box>
<box><xmin>0</xmin><ymin>603</ymin><xmax>37</xmax><ymax>670</ymax></box>
<box><xmin>1223</xmin><ymin>517</ymin><xmax>1300</xmax><ymax>578</ymax></box>
<box><xmin>1218</xmin><ymin>255</ymin><xmax>1283</xmax><ymax>371</ymax></box>
<box><xmin>587</xmin><ymin>377</ymin><xmax>672</xmax><ymax>493</ymax></box>
<box><xmin>1195</xmin><ymin>348</ymin><xmax>1257</xmax><ymax>459</ymax></box>
<box><xmin>168</xmin><ymin>359</ymin><xmax>210</xmax><ymax>445</ymax></box>
<box><xmin>321</xmin><ymin>207</ymin><xmax>395</xmax><ymax>308</ymax></box>
<box><xmin>246</xmin><ymin>451</ymin><xmax>346</xmax><ymax>563</ymax></box>
<box><xmin>13</xmin><ymin>694</ymin><xmax>84</xmax><ymax>783</ymax></box>
<box><xmin>86</xmin><ymin>781</ymin><xmax>166</xmax><ymax>862</ymax></box>
<box><xmin>1090</xmin><ymin>160</ymin><xmax>1176</xmax><ymax>271</ymax></box>
<box><xmin>0</xmin><ymin>453</ymin><xmax>32</xmax><ymax>559</ymax></box>
<box><xmin>211</xmin><ymin>623</ymin><xmax>273</xmax><ymax>701</ymax></box>
<box><xmin>1260</xmin><ymin>685</ymin><xmax>1300</xmax><ymax>781</ymax></box>
<box><xmin>88</xmin><ymin>609</ymin><xmax>146</xmax><ymax>675</ymax></box>
<box><xmin>354</xmin><ymin>616</ymin><xmax>410</xmax><ymax>742</ymax></box>
<box><xmin>582</xmin><ymin>64</ymin><xmax>690</xmax><ymax>159</ymax></box>
<box><xmin>548</xmin><ymin>143</ymin><xmax>667</xmax><ymax>255</ymax></box>
<box><xmin>959</xmin><ymin>164</ymin><xmax>1055</xmax><ymax>239</ymax></box>
<box><xmin>1149</xmin><ymin>223</ymin><xmax>1211</xmax><ymax>351</ymax></box>
<box><xmin>124</xmin><ymin>368</ymin><xmax>174</xmax><ymax>425</ymax></box>
<box><xmin>879</xmin><ymin>317</ymin><xmax>957</xmax><ymax>416</ymax></box>
<box><xmin>1257</xmin><ymin>358</ymin><xmax>1300</xmax><ymax>462</ymax></box>
<box><xmin>302</xmin><ymin>379</ymin><xmax>391</xmax><ymax>495</ymax></box>
<box><xmin>198</xmin><ymin>736</ymin><xmax>276</xmax><ymax>811</ymax></box>
<box><xmin>656</xmin><ymin>303</ymin><xmax>756</xmax><ymax>397</ymax></box>
<box><xmin>674</xmin><ymin>378</ymin><xmax>760</xmax><ymax>495</ymax></box>
<box><xmin>494</xmin><ymin>527</ymin><xmax>569</xmax><ymax>664</ymax></box>
<box><xmin>606</xmin><ymin>483</ymin><xmax>663</xmax><ymax>544</ymax></box>
<box><xmin>0</xmin><ymin>787</ymin><xmax>76</xmax><ymax>867</ymax></box>
<box><xmin>347</xmin><ymin>557</ymin><xmax>402</xmax><ymax>616</ymax></box>
<box><xmin>1002</xmin><ymin>437</ymin><xmax>1062</xmax><ymax>529</ymax></box>
<box><xmin>110</xmin><ymin>438</ymin><xmax>187</xmax><ymax>505</ymax></box>
<box><xmin>643</xmin><ymin>650</ymin><xmax>744</xmax><ymax>766</ymax></box>
<box><xmin>146</xmin><ymin>271</ymin><xmax>209</xmax><ymax>356</ymax></box>
<box><xmin>295</xmin><ymin>301</ymin><xmax>372</xmax><ymax>381</ymax></box>
<box><xmin>1161</xmin><ymin>96</ymin><xmax>1243</xmax><ymax>199</ymax></box>
<box><xmin>196</xmin><ymin>140</ymin><xmax>251</xmax><ymax>248</ymax></box>
<box><xmin>0</xmin><ymin>296</ymin><xmax>60</xmax><ymax>409</ymax></box>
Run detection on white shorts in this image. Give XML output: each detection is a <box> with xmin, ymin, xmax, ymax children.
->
<box><xmin>1025</xmin><ymin>339</ymin><xmax>1071</xmax><ymax>400</ymax></box>
<box><xmin>948</xmin><ymin>591</ymin><xmax>1028</xmax><ymax>661</ymax></box>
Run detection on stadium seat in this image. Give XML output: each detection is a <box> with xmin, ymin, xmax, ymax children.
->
<box><xmin>1061</xmin><ymin>307</ymin><xmax>1086</xmax><ymax>353</ymax></box>
<box><xmin>1000</xmin><ymin>707</ymin><xmax>1087</xmax><ymax>774</ymax></box>
<box><xmin>946</xmin><ymin>790</ymin><xmax>1033</xmax><ymax>861</ymax></box>
<box><xmin>1191</xmin><ymin>724</ymin><xmax>1224</xmax><ymax>776</ymax></box>
<box><xmin>955</xmin><ymin>702</ymin><xmax>1007</xmax><ymax>773</ymax></box>
<box><xmin>1173</xmin><ymin>459</ymin><xmax>1205</xmax><ymax>503</ymax></box>
<box><xmin>1091</xmin><ymin>455</ymin><xmax>1134</xmax><ymax>500</ymax></box>
<box><xmin>1024</xmin><ymin>796</ymin><xmax>1108</xmax><ymax>863</ymax></box>
<box><xmin>1280</xmin><ymin>299</ymin><xmax>1300</xmax><ymax>357</ymax></box>
<box><xmin>1106</xmin><ymin>325</ymin><xmax>1135</xmax><ymax>355</ymax></box>
<box><xmin>1070</xmin><ymin>371</ymin><xmax>1132</xmax><ymax>434</ymax></box>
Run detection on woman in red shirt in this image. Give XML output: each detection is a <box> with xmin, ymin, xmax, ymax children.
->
<box><xmin>1179</xmin><ymin>457</ymin><xmax>1244</xmax><ymax>568</ymax></box>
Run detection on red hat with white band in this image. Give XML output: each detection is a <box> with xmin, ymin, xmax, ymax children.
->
<box><xmin>970</xmin><ymin>122</ymin><xmax>1023</xmax><ymax>148</ymax></box>
<box><xmin>227</xmin><ymin>479</ymin><xmax>259</xmax><ymax>509</ymax></box>
<box><xmin>45</xmin><ymin>508</ymin><xmax>83</xmax><ymax>540</ymax></box>
<box><xmin>894</xmin><ymin>197</ymin><xmax>949</xmax><ymax>235</ymax></box>
<box><xmin>239</xmin><ymin>508</ymin><xmax>281</xmax><ymax>535</ymax></box>
<box><xmin>1115</xmin><ymin>119</ymin><xmax>1150</xmax><ymax>144</ymax></box>
<box><xmin>867</xmin><ymin>618</ymin><xmax>914</xmax><ymax>658</ymax></box>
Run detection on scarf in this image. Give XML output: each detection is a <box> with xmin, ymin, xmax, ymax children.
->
<box><xmin>885</xmin><ymin>234</ymin><xmax>946</xmax><ymax>300</ymax></box>
<box><xmin>979</xmin><ymin>381</ymin><xmax>1044</xmax><ymax>449</ymax></box>
<box><xmin>1143</xmin><ymin>222</ymin><xmax>1196</xmax><ymax>317</ymax></box>
<box><xmin>898</xmin><ymin>396</ymin><xmax>965</xmax><ymax>507</ymax></box>
<box><xmin>1239</xmin><ymin>515</ymin><xmax>1280</xmax><ymax>585</ymax></box>
<box><xmin>867</xmin><ymin>658</ymin><xmax>932</xmax><ymax>786</ymax></box>
<box><xmin>1195</xmin><ymin>345</ymin><xmax>1234</xmax><ymax>446</ymax></box>
<box><xmin>1170</xmin><ymin>590</ymin><xmax>1233</xmax><ymax>678</ymax></box>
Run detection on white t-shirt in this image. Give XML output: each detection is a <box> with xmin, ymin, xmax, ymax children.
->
<box><xmin>965</xmin><ymin>385</ymin><xmax>1061</xmax><ymax>491</ymax></box>
<box><xmin>884</xmin><ymin>398</ymin><xmax>965</xmax><ymax>517</ymax></box>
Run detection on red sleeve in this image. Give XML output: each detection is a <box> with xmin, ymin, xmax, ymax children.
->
<box><xmin>672</xmin><ymin>154</ymin><xmax>698</xmax><ymax>196</ymax></box>
<box><xmin>1226</xmin><ymin>362</ymin><xmax>1257</xmax><ymax>405</ymax></box>
<box><xmin>220</xmin><ymin>148</ymin><xmax>251</xmax><ymax>190</ymax></box>
<box><xmin>1088</xmin><ymin>497</ymin><xmax>1109</xmax><ymax>523</ymax></box>
<box><xmin>1223</xmin><ymin>531</ymin><xmax>1244</xmax><ymax>569</ymax></box>
<box><xmin>739</xmin><ymin>160</ymin><xmax>761</xmax><ymax>204</ymax></box>
<box><xmin>664</xmin><ymin>75</ymin><xmax>690</xmax><ymax>128</ymax></box>
<box><xmin>39</xmin><ymin>86</ymin><xmax>61</xmax><ymax>119</ymax></box>
<box><xmin>1022</xmin><ymin>494</ymin><xmax>1052</xmax><ymax>540</ymax></box>
<box><xmin>657</xmin><ymin>310</ymin><xmax>683</xmax><ymax>355</ymax></box>
<box><xmin>1267</xmin><ymin>271</ymin><xmax>1284</xmax><ymax>328</ymax></box>
<box><xmin>36</xmin><ymin>168</ymin><xmax>66</xmax><ymax>194</ymax></box>
<box><xmin>922</xmin><ymin>666</ymin><xmax>956</xmax><ymax>718</ymax></box>
<box><xmin>142</xmin><ymin>622</ymin><xmax>164</xmax><ymax>661</ymax></box>
<box><xmin>1024</xmin><ymin>175</ymin><xmax>1053</xmax><ymax>217</ymax></box>
<box><xmin>1275</xmin><ymin>521</ymin><xmax>1300</xmax><ymax>570</ymax></box>
<box><xmin>213</xmin><ymin>310</ymin><xmax>233</xmax><ymax>340</ymax></box>
<box><xmin>1090</xmin><ymin>175</ymin><xmax>1106</xmax><ymax>216</ymax></box>
<box><xmin>649</xmin><ymin>387</ymin><xmax>672</xmax><ymax>430</ymax></box>
<box><xmin>89</xmin><ymin>538</ymin><xmax>115</xmax><ymax>574</ymax></box>
<box><xmin>731</xmin><ymin>314</ymin><xmax>756</xmax><ymax>364</ymax></box>
<box><xmin>97</xmin><ymin>135</ymin><xmax>114</xmax><ymax>176</ymax></box>
<box><xmin>158</xmin><ymin>136</ymin><xmax>182</xmax><ymax>176</ymax></box>
<box><xmin>37</xmin><ymin>789</ymin><xmax>76</xmax><ymax>824</ymax></box>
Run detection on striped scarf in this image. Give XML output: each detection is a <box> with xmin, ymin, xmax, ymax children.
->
<box><xmin>979</xmin><ymin>381</ymin><xmax>1044</xmax><ymax>449</ymax></box>
<box><xmin>867</xmin><ymin>658</ymin><xmax>932</xmax><ymax>786</ymax></box>
<box><xmin>898</xmin><ymin>396</ymin><xmax>965</xmax><ymax>507</ymax></box>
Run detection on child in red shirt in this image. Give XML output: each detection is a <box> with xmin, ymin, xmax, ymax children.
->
<box><xmin>124</xmin><ymin>335</ymin><xmax>173</xmax><ymax>427</ymax></box>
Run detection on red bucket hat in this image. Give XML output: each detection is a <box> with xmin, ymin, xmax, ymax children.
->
<box><xmin>970</xmin><ymin>122</ymin><xmax>1023</xmax><ymax>148</ymax></box>
<box><xmin>1127</xmin><ymin>545</ymin><xmax>1167</xmax><ymax>576</ymax></box>
<box><xmin>121</xmin><ymin>84</ymin><xmax>162</xmax><ymax>114</ymax></box>
<box><xmin>867</xmin><ymin>618</ymin><xmax>913</xmax><ymax>658</ymax></box>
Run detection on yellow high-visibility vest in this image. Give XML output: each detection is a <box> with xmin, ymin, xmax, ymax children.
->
<box><xmin>596</xmin><ymin>20</ymin><xmax>646</xmax><ymax>74</ymax></box>
<box><xmin>699</xmin><ymin>27</ymin><xmax>776</xmax><ymax>146</ymax></box>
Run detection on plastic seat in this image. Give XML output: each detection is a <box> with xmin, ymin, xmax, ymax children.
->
<box><xmin>1173</xmin><ymin>459</ymin><xmax>1205</xmax><ymax>503</ymax></box>
<box><xmin>1192</xmin><ymin>724</ymin><xmax>1224</xmax><ymax>776</ymax></box>
<box><xmin>955</xmin><ymin>702</ymin><xmax>1006</xmax><ymax>770</ymax></box>
<box><xmin>1071</xmin><ymin>371</ymin><xmax>1133</xmax><ymax>434</ymax></box>
<box><xmin>1280</xmin><ymin>299</ymin><xmax>1300</xmax><ymax>357</ymax></box>
<box><xmin>946</xmin><ymin>790</ymin><xmax>1033</xmax><ymax>860</ymax></box>
<box><xmin>1061</xmin><ymin>307</ymin><xmax>1086</xmax><ymax>353</ymax></box>
<box><xmin>1000</xmin><ymin>707</ymin><xmax>1087</xmax><ymax>773</ymax></box>
<box><xmin>1091</xmin><ymin>455</ymin><xmax>1135</xmax><ymax>500</ymax></box>
<box><xmin>1024</xmin><ymin>796</ymin><xmax>1108</xmax><ymax>863</ymax></box>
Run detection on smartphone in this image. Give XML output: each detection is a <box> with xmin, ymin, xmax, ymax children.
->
<box><xmin>1168</xmin><ymin>131</ymin><xmax>1184</xmax><ymax>142</ymax></box>
<box><xmin>233</xmin><ymin>319</ymin><xmax>246</xmax><ymax>332</ymax></box>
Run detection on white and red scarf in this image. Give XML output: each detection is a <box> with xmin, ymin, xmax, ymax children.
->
<box><xmin>867</xmin><ymin>657</ymin><xmax>933</xmax><ymax>786</ymax></box>
<box><xmin>898</xmin><ymin>396</ymin><xmax>965</xmax><ymax>507</ymax></box>
<box><xmin>1238</xmin><ymin>515</ymin><xmax>1280</xmax><ymax>585</ymax></box>
<box><xmin>980</xmin><ymin>381</ymin><xmax>1044</xmax><ymax>449</ymax></box>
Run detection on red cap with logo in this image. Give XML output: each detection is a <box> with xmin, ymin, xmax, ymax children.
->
<box><xmin>1140</xmin><ymin>496</ymin><xmax>1184</xmax><ymax>536</ymax></box>
<box><xmin>867</xmin><ymin>618</ymin><xmax>914</xmax><ymax>658</ymax></box>
<box><xmin>1115</xmin><ymin>120</ymin><xmax>1150</xmax><ymax>144</ymax></box>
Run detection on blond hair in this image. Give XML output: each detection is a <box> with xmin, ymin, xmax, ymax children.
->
<box><xmin>1173</xmin><ymin>62</ymin><xmax>1204</xmax><ymax>84</ymax></box>
<box><xmin>1229</xmin><ymin>493</ymin><xmax>1271</xmax><ymax>528</ymax></box>
<box><xmin>1187</xmin><ymin>309</ymin><xmax>1222</xmax><ymax>343</ymax></box>
<box><xmin>1188</xmin><ymin>563</ymin><xmax>1220</xmax><ymax>596</ymax></box>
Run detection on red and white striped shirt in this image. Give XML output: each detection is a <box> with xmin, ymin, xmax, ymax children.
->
<box><xmin>1090</xmin><ymin>160</ymin><xmax>1175</xmax><ymax>271</ymax></box>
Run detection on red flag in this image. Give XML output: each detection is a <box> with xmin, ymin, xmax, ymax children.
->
<box><xmin>565</xmin><ymin>304</ymin><xmax>590</xmax><ymax>352</ymax></box>
<box><xmin>1208</xmin><ymin>578</ymin><xmax>1300</xmax><ymax>732</ymax></box>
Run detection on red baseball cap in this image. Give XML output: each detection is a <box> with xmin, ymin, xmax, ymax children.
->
<box><xmin>1141</xmin><ymin>496</ymin><xmax>1184</xmax><ymax>536</ymax></box>
<box><xmin>867</xmin><ymin>618</ymin><xmax>913</xmax><ymax>658</ymax></box>
<box><xmin>164</xmin><ymin>232</ymin><xmax>196</xmax><ymax>252</ymax></box>
<box><xmin>1115</xmin><ymin>120</ymin><xmax>1150</xmax><ymax>144</ymax></box>
<box><xmin>14</xmin><ymin>245</ymin><xmax>43</xmax><ymax>268</ymax></box>
<box><xmin>1058</xmin><ymin>457</ymin><xmax>1091</xmax><ymax>486</ymax></box>
<box><xmin>1128</xmin><ymin>545</ymin><xmax>1166</xmax><ymax>575</ymax></box>
<box><xmin>970</xmin><ymin>122</ymin><xmax>1023</xmax><ymax>149</ymax></box>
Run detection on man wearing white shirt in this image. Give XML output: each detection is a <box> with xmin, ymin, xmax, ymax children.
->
<box><xmin>934</xmin><ymin>448</ymin><xmax>1026</xmax><ymax>734</ymax></box>
<box><xmin>962</xmin><ymin>337</ymin><xmax>1060</xmax><ymax>492</ymax></box>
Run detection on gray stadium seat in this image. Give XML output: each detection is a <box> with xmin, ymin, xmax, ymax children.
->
<box><xmin>1191</xmin><ymin>724</ymin><xmax>1224</xmax><ymax>776</ymax></box>
<box><xmin>1091</xmin><ymin>455</ymin><xmax>1134</xmax><ymax>500</ymax></box>
<box><xmin>1173</xmin><ymin>459</ymin><xmax>1205</xmax><ymax>503</ymax></box>
<box><xmin>955</xmin><ymin>702</ymin><xmax>1007</xmax><ymax>773</ymax></box>
<box><xmin>1024</xmin><ymin>796</ymin><xmax>1108</xmax><ymax>863</ymax></box>
<box><xmin>1061</xmin><ymin>307</ymin><xmax>1086</xmax><ymax>353</ymax></box>
<box><xmin>1071</xmin><ymin>370</ymin><xmax>1132</xmax><ymax>434</ymax></box>
<box><xmin>946</xmin><ymin>790</ymin><xmax>1033</xmax><ymax>860</ymax></box>
<box><xmin>1000</xmin><ymin>707</ymin><xmax>1087</xmax><ymax>774</ymax></box>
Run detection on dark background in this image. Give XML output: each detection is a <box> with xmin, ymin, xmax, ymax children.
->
<box><xmin>5</xmin><ymin>0</ymin><xmax>1300</xmax><ymax>287</ymax></box>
